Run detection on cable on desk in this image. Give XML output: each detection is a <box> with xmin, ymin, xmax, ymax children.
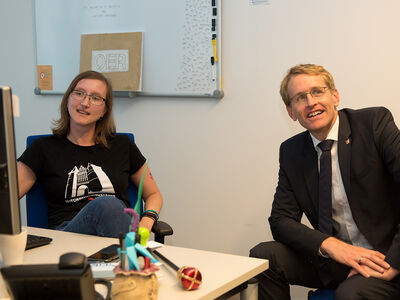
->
<box><xmin>95</xmin><ymin>278</ymin><xmax>112</xmax><ymax>300</ymax></box>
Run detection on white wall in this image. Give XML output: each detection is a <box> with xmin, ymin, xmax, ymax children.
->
<box><xmin>2</xmin><ymin>1</ymin><xmax>400</xmax><ymax>299</ymax></box>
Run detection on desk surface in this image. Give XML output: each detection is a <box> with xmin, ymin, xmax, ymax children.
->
<box><xmin>1</xmin><ymin>227</ymin><xmax>268</xmax><ymax>300</ymax></box>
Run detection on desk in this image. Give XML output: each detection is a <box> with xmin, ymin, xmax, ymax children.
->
<box><xmin>1</xmin><ymin>227</ymin><xmax>268</xmax><ymax>300</ymax></box>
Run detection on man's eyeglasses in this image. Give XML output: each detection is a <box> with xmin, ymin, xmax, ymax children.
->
<box><xmin>70</xmin><ymin>90</ymin><xmax>106</xmax><ymax>106</ymax></box>
<box><xmin>290</xmin><ymin>86</ymin><xmax>329</xmax><ymax>104</ymax></box>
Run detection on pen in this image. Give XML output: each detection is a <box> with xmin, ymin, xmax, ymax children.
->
<box><xmin>119</xmin><ymin>232</ymin><xmax>129</xmax><ymax>271</ymax></box>
<box><xmin>211</xmin><ymin>57</ymin><xmax>216</xmax><ymax>81</ymax></box>
<box><xmin>212</xmin><ymin>38</ymin><xmax>218</xmax><ymax>62</ymax></box>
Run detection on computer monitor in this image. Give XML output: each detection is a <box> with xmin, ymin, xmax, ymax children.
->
<box><xmin>0</xmin><ymin>86</ymin><xmax>21</xmax><ymax>235</ymax></box>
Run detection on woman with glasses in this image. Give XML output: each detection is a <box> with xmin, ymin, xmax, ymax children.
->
<box><xmin>17</xmin><ymin>70</ymin><xmax>163</xmax><ymax>238</ymax></box>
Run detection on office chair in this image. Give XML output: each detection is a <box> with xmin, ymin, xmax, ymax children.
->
<box><xmin>308</xmin><ymin>288</ymin><xmax>335</xmax><ymax>300</ymax></box>
<box><xmin>25</xmin><ymin>133</ymin><xmax>173</xmax><ymax>243</ymax></box>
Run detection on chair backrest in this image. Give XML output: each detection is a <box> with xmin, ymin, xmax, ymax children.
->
<box><xmin>25</xmin><ymin>133</ymin><xmax>142</xmax><ymax>228</ymax></box>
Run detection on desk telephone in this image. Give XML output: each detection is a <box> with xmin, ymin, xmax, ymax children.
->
<box><xmin>1</xmin><ymin>252</ymin><xmax>110</xmax><ymax>300</ymax></box>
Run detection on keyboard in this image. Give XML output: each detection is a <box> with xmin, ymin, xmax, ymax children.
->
<box><xmin>25</xmin><ymin>234</ymin><xmax>53</xmax><ymax>250</ymax></box>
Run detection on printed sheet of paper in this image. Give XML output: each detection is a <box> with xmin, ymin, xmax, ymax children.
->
<box><xmin>80</xmin><ymin>32</ymin><xmax>143</xmax><ymax>91</ymax></box>
<box><xmin>250</xmin><ymin>0</ymin><xmax>269</xmax><ymax>5</ymax></box>
<box><xmin>37</xmin><ymin>65</ymin><xmax>53</xmax><ymax>91</ymax></box>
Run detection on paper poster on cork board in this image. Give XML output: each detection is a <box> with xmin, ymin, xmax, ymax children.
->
<box><xmin>80</xmin><ymin>32</ymin><xmax>143</xmax><ymax>91</ymax></box>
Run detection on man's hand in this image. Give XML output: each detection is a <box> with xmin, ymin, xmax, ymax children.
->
<box><xmin>348</xmin><ymin>266</ymin><xmax>399</xmax><ymax>281</ymax></box>
<box><xmin>320</xmin><ymin>237</ymin><xmax>390</xmax><ymax>278</ymax></box>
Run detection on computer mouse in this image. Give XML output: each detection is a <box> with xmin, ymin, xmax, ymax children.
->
<box><xmin>59</xmin><ymin>252</ymin><xmax>87</xmax><ymax>269</ymax></box>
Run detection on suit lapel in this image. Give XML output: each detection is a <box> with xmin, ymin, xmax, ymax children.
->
<box><xmin>302</xmin><ymin>133</ymin><xmax>319</xmax><ymax>210</ymax></box>
<box><xmin>337</xmin><ymin>110</ymin><xmax>351</xmax><ymax>199</ymax></box>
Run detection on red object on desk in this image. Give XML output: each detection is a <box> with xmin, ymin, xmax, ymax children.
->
<box><xmin>177</xmin><ymin>266</ymin><xmax>202</xmax><ymax>290</ymax></box>
<box><xmin>152</xmin><ymin>249</ymin><xmax>203</xmax><ymax>290</ymax></box>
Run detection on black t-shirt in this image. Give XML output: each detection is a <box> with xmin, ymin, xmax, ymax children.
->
<box><xmin>18</xmin><ymin>134</ymin><xmax>146</xmax><ymax>227</ymax></box>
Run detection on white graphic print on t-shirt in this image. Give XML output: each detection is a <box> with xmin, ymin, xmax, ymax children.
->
<box><xmin>64</xmin><ymin>163</ymin><xmax>115</xmax><ymax>203</ymax></box>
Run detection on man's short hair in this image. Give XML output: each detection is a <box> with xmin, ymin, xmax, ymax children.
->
<box><xmin>280</xmin><ymin>64</ymin><xmax>336</xmax><ymax>106</ymax></box>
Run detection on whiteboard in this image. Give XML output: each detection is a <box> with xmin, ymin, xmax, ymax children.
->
<box><xmin>34</xmin><ymin>0</ymin><xmax>222</xmax><ymax>98</ymax></box>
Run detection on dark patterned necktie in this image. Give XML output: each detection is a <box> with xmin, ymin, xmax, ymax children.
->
<box><xmin>318</xmin><ymin>139</ymin><xmax>334</xmax><ymax>235</ymax></box>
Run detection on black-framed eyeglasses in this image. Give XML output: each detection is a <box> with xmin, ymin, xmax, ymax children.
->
<box><xmin>290</xmin><ymin>86</ymin><xmax>329</xmax><ymax>104</ymax></box>
<box><xmin>70</xmin><ymin>90</ymin><xmax>106</xmax><ymax>106</ymax></box>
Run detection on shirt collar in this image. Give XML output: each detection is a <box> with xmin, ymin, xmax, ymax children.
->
<box><xmin>310</xmin><ymin>113</ymin><xmax>339</xmax><ymax>150</ymax></box>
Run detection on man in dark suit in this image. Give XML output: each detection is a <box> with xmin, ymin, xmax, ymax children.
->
<box><xmin>250</xmin><ymin>64</ymin><xmax>400</xmax><ymax>299</ymax></box>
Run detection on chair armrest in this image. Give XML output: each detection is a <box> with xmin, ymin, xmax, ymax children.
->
<box><xmin>152</xmin><ymin>220</ymin><xmax>173</xmax><ymax>244</ymax></box>
<box><xmin>152</xmin><ymin>220</ymin><xmax>173</xmax><ymax>236</ymax></box>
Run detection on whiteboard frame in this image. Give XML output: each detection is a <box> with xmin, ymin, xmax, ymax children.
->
<box><xmin>33</xmin><ymin>0</ymin><xmax>223</xmax><ymax>99</ymax></box>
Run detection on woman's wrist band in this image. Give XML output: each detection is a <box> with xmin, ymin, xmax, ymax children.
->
<box><xmin>143</xmin><ymin>209</ymin><xmax>159</xmax><ymax>219</ymax></box>
<box><xmin>142</xmin><ymin>209</ymin><xmax>159</xmax><ymax>221</ymax></box>
<box><xmin>142</xmin><ymin>213</ymin><xmax>157</xmax><ymax>222</ymax></box>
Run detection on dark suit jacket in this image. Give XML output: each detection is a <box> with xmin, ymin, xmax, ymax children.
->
<box><xmin>269</xmin><ymin>107</ymin><xmax>400</xmax><ymax>270</ymax></box>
